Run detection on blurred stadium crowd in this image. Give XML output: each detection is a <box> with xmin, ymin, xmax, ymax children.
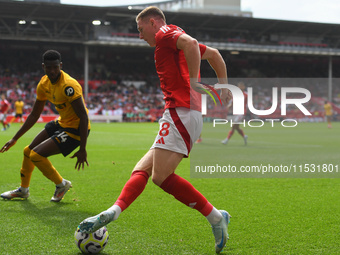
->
<box><xmin>1</xmin><ymin>42</ymin><xmax>339</xmax><ymax>123</ymax></box>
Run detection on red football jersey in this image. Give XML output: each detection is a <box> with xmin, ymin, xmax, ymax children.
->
<box><xmin>0</xmin><ymin>99</ymin><xmax>10</xmax><ymax>113</ymax></box>
<box><xmin>154</xmin><ymin>24</ymin><xmax>206</xmax><ymax>111</ymax></box>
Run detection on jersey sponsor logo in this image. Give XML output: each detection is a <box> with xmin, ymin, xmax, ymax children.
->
<box><xmin>65</xmin><ymin>86</ymin><xmax>75</xmax><ymax>97</ymax></box>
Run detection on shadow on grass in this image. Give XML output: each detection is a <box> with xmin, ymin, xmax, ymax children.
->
<box><xmin>1</xmin><ymin>198</ymin><xmax>94</xmax><ymax>233</ymax></box>
<box><xmin>2</xmin><ymin>200</ymin><xmax>114</xmax><ymax>254</ymax></box>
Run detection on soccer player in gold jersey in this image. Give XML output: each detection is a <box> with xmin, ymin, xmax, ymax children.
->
<box><xmin>1</xmin><ymin>50</ymin><xmax>90</xmax><ymax>202</ymax></box>
<box><xmin>10</xmin><ymin>97</ymin><xmax>25</xmax><ymax>124</ymax></box>
<box><xmin>324</xmin><ymin>100</ymin><xmax>333</xmax><ymax>128</ymax></box>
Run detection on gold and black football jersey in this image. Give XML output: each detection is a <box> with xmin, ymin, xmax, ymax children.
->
<box><xmin>36</xmin><ymin>70</ymin><xmax>91</xmax><ymax>130</ymax></box>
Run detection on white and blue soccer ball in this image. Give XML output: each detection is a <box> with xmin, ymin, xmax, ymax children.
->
<box><xmin>74</xmin><ymin>226</ymin><xmax>109</xmax><ymax>254</ymax></box>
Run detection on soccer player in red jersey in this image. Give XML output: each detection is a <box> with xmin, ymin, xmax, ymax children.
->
<box><xmin>0</xmin><ymin>93</ymin><xmax>11</xmax><ymax>131</ymax></box>
<box><xmin>221</xmin><ymin>82</ymin><xmax>248</xmax><ymax>145</ymax></box>
<box><xmin>79</xmin><ymin>6</ymin><xmax>231</xmax><ymax>253</ymax></box>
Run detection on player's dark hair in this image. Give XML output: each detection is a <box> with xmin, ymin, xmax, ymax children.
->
<box><xmin>42</xmin><ymin>50</ymin><xmax>61</xmax><ymax>63</ymax></box>
<box><xmin>136</xmin><ymin>6</ymin><xmax>166</xmax><ymax>23</ymax></box>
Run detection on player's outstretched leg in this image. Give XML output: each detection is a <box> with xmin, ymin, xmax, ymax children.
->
<box><xmin>212</xmin><ymin>210</ymin><xmax>231</xmax><ymax>254</ymax></box>
<box><xmin>79</xmin><ymin>170</ymin><xmax>149</xmax><ymax>233</ymax></box>
<box><xmin>78</xmin><ymin>210</ymin><xmax>116</xmax><ymax>233</ymax></box>
<box><xmin>1</xmin><ymin>187</ymin><xmax>30</xmax><ymax>200</ymax></box>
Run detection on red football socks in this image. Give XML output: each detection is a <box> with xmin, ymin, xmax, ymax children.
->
<box><xmin>160</xmin><ymin>173</ymin><xmax>213</xmax><ymax>216</ymax></box>
<box><xmin>114</xmin><ymin>170</ymin><xmax>149</xmax><ymax>211</ymax></box>
<box><xmin>113</xmin><ymin>171</ymin><xmax>214</xmax><ymax>217</ymax></box>
<box><xmin>227</xmin><ymin>130</ymin><xmax>234</xmax><ymax>139</ymax></box>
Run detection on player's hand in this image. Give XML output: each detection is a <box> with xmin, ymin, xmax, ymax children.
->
<box><xmin>220</xmin><ymin>88</ymin><xmax>232</xmax><ymax>105</ymax></box>
<box><xmin>0</xmin><ymin>139</ymin><xmax>17</xmax><ymax>153</ymax></box>
<box><xmin>70</xmin><ymin>149</ymin><xmax>89</xmax><ymax>171</ymax></box>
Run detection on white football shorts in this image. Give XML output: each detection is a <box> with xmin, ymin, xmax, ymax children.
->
<box><xmin>150</xmin><ymin>107</ymin><xmax>203</xmax><ymax>157</ymax></box>
<box><xmin>0</xmin><ymin>113</ymin><xmax>6</xmax><ymax>121</ymax></box>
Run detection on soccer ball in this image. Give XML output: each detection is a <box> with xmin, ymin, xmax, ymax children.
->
<box><xmin>74</xmin><ymin>226</ymin><xmax>109</xmax><ymax>254</ymax></box>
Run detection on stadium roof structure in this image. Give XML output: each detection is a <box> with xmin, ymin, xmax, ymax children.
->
<box><xmin>1</xmin><ymin>0</ymin><xmax>340</xmax><ymax>56</ymax></box>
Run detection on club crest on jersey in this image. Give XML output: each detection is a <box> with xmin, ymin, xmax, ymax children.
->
<box><xmin>65</xmin><ymin>86</ymin><xmax>74</xmax><ymax>97</ymax></box>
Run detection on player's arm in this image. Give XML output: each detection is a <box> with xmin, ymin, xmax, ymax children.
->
<box><xmin>202</xmin><ymin>46</ymin><xmax>227</xmax><ymax>84</ymax></box>
<box><xmin>1</xmin><ymin>99</ymin><xmax>45</xmax><ymax>152</ymax></box>
<box><xmin>201</xmin><ymin>46</ymin><xmax>230</xmax><ymax>104</ymax></box>
<box><xmin>176</xmin><ymin>33</ymin><xmax>203</xmax><ymax>92</ymax></box>
<box><xmin>70</xmin><ymin>97</ymin><xmax>89</xmax><ymax>170</ymax></box>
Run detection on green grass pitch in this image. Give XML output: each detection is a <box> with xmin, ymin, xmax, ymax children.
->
<box><xmin>0</xmin><ymin>122</ymin><xmax>339</xmax><ymax>254</ymax></box>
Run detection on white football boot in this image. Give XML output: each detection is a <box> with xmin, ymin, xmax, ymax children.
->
<box><xmin>244</xmin><ymin>135</ymin><xmax>248</xmax><ymax>145</ymax></box>
<box><xmin>212</xmin><ymin>210</ymin><xmax>231</xmax><ymax>253</ymax></box>
<box><xmin>221</xmin><ymin>138</ymin><xmax>229</xmax><ymax>144</ymax></box>
<box><xmin>78</xmin><ymin>210</ymin><xmax>115</xmax><ymax>233</ymax></box>
<box><xmin>1</xmin><ymin>187</ymin><xmax>30</xmax><ymax>200</ymax></box>
<box><xmin>50</xmin><ymin>180</ymin><xmax>72</xmax><ymax>202</ymax></box>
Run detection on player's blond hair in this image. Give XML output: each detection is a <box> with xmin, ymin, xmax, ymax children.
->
<box><xmin>136</xmin><ymin>6</ymin><xmax>166</xmax><ymax>23</ymax></box>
